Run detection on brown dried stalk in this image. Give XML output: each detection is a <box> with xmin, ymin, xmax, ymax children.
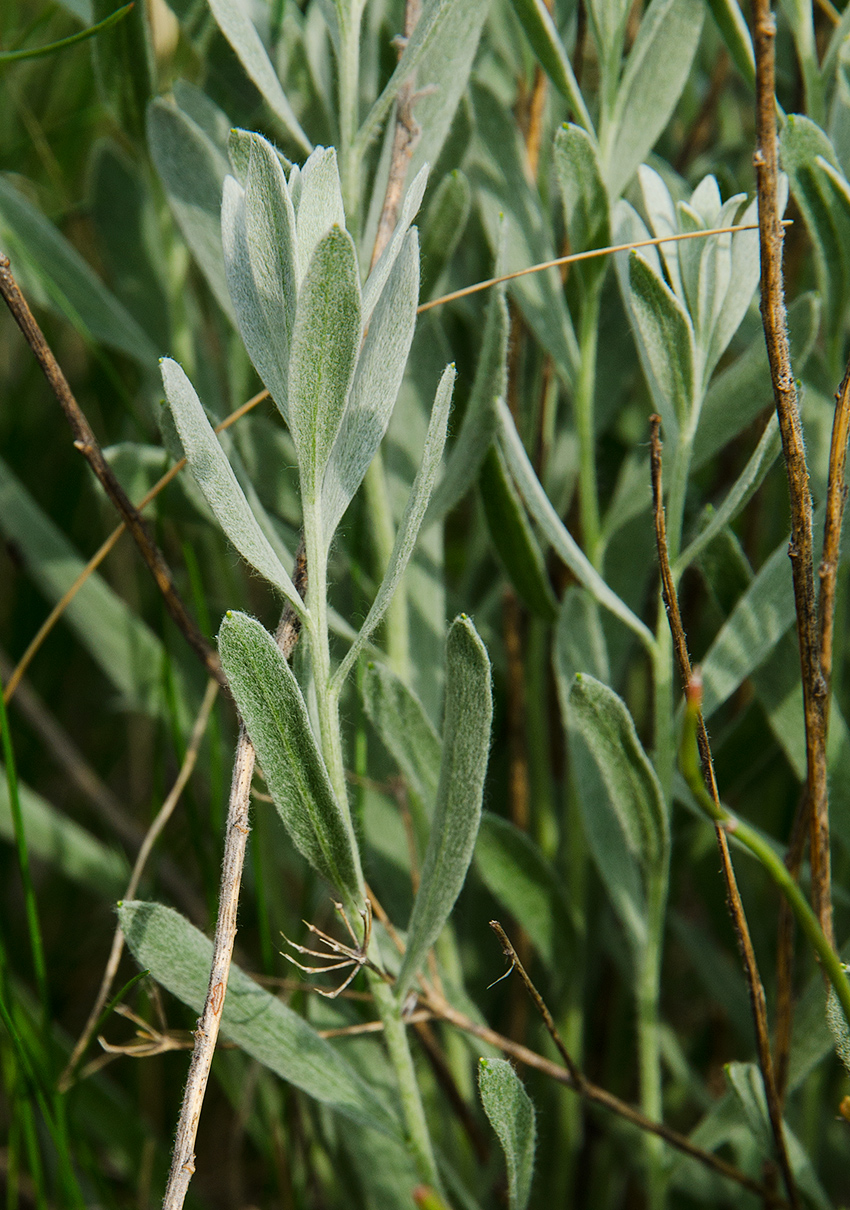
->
<box><xmin>751</xmin><ymin>0</ymin><xmax>832</xmax><ymax>944</ymax></box>
<box><xmin>650</xmin><ymin>417</ymin><xmax>799</xmax><ymax>1208</ymax></box>
<box><xmin>0</xmin><ymin>255</ymin><xmax>225</xmax><ymax>690</ymax></box>
<box><xmin>162</xmin><ymin>548</ymin><xmax>306</xmax><ymax>1210</ymax></box>
<box><xmin>420</xmin><ymin>962</ymin><xmax>787</xmax><ymax>1206</ymax></box>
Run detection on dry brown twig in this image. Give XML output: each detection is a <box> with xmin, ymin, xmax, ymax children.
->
<box><xmin>752</xmin><ymin>0</ymin><xmax>833</xmax><ymax>945</ymax></box>
<box><xmin>650</xmin><ymin>418</ymin><xmax>799</xmax><ymax>1208</ymax></box>
<box><xmin>0</xmin><ymin>254</ymin><xmax>225</xmax><ymax>691</ymax></box>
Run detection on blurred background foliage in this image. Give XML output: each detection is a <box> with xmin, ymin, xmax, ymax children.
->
<box><xmin>2</xmin><ymin>0</ymin><xmax>850</xmax><ymax>1206</ymax></box>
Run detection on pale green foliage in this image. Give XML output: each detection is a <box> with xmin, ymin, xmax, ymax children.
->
<box><xmin>478</xmin><ymin>1058</ymin><xmax>537</xmax><ymax>1210</ymax></box>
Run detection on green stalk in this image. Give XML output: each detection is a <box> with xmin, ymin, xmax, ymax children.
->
<box><xmin>574</xmin><ymin>280</ymin><xmax>603</xmax><ymax>568</ymax></box>
<box><xmin>636</xmin><ymin>874</ymin><xmax>669</xmax><ymax>1210</ymax></box>
<box><xmin>680</xmin><ymin>692</ymin><xmax>850</xmax><ymax>1025</ymax></box>
<box><xmin>369</xmin><ymin>974</ymin><xmax>442</xmax><ymax>1191</ymax></box>
<box><xmin>337</xmin><ymin>1</ymin><xmax>366</xmax><ymax>228</ymax></box>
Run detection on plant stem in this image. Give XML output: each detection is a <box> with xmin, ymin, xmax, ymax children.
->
<box><xmin>369</xmin><ymin>974</ymin><xmax>442</xmax><ymax>1190</ymax></box>
<box><xmin>363</xmin><ymin>454</ymin><xmax>410</xmax><ymax>682</ymax></box>
<box><xmin>337</xmin><ymin>2</ymin><xmax>365</xmax><ymax>228</ymax></box>
<box><xmin>637</xmin><ymin>878</ymin><xmax>669</xmax><ymax>1210</ymax></box>
<box><xmin>575</xmin><ymin>280</ymin><xmax>602</xmax><ymax>567</ymax></box>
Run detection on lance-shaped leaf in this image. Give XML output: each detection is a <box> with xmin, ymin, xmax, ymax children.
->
<box><xmin>425</xmin><ymin>284</ymin><xmax>508</xmax><ymax>527</ymax></box>
<box><xmin>478</xmin><ymin>1058</ymin><xmax>537</xmax><ymax>1210</ymax></box>
<box><xmin>396</xmin><ymin>616</ymin><xmax>492</xmax><ymax>996</ymax></box>
<box><xmin>361</xmin><ymin>660</ymin><xmax>441</xmax><ymax>826</ymax></box>
<box><xmin>419</xmin><ymin>170</ymin><xmax>470</xmax><ymax>301</ymax></box>
<box><xmin>322</xmin><ymin>228</ymin><xmax>419</xmax><ymax>546</ymax></box>
<box><xmin>509</xmin><ymin>0</ymin><xmax>594</xmax><ymax>137</ymax></box>
<box><xmin>206</xmin><ymin>0</ymin><xmax>311</xmax><ymax>154</ymax></box>
<box><xmin>147</xmin><ymin>96</ymin><xmax>235</xmax><ymax>322</ymax></box>
<box><xmin>334</xmin><ymin>364</ymin><xmax>456</xmax><ymax>689</ymax></box>
<box><xmin>627</xmin><ymin>251</ymin><xmax>696</xmax><ymax>440</ymax></box>
<box><xmin>218</xmin><ymin>612</ymin><xmax>363</xmax><ymax>903</ymax></box>
<box><xmin>288</xmin><ymin>226</ymin><xmax>361</xmax><ymax>501</ymax></box>
<box><xmin>294</xmin><ymin>147</ymin><xmax>347</xmax><ymax>286</ymax></box>
<box><xmin>567</xmin><ymin>674</ymin><xmax>667</xmax><ymax>953</ymax></box>
<box><xmin>119</xmin><ymin>901</ymin><xmax>398</xmax><ymax>1135</ymax></box>
<box><xmin>555</xmin><ymin>123</ymin><xmax>609</xmax><ymax>291</ymax></box>
<box><xmin>161</xmin><ymin>360</ymin><xmax>305</xmax><ymax>615</ymax></box>
<box><xmin>604</xmin><ymin>0</ymin><xmax>704</xmax><ymax>197</ymax></box>
<box><xmin>362</xmin><ymin>165</ymin><xmax>428</xmax><ymax>327</ymax></box>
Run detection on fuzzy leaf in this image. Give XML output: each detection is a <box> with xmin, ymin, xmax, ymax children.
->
<box><xmin>362</xmin><ymin>166</ymin><xmax>428</xmax><ymax>327</ymax></box>
<box><xmin>396</xmin><ymin>616</ymin><xmax>492</xmax><ymax>995</ymax></box>
<box><xmin>605</xmin><ymin>0</ymin><xmax>704</xmax><ymax>197</ymax></box>
<box><xmin>322</xmin><ymin>228</ymin><xmax>419</xmax><ymax>545</ymax></box>
<box><xmin>478</xmin><ymin>1058</ymin><xmax>537</xmax><ymax>1210</ymax></box>
<box><xmin>288</xmin><ymin>226</ymin><xmax>361</xmax><ymax>500</ymax></box>
<box><xmin>147</xmin><ymin>96</ymin><xmax>235</xmax><ymax>321</ymax></box>
<box><xmin>335</xmin><ymin>364</ymin><xmax>455</xmax><ymax>686</ymax></box>
<box><xmin>206</xmin><ymin>0</ymin><xmax>311</xmax><ymax>153</ymax></box>
<box><xmin>555</xmin><ymin>123</ymin><xmax>610</xmax><ymax>283</ymax></box>
<box><xmin>419</xmin><ymin>170</ymin><xmax>471</xmax><ymax>301</ymax></box>
<box><xmin>118</xmin><ymin>901</ymin><xmax>399</xmax><ymax>1134</ymax></box>
<box><xmin>294</xmin><ymin>147</ymin><xmax>347</xmax><ymax>286</ymax></box>
<box><xmin>161</xmin><ymin>359</ymin><xmax>305</xmax><ymax>613</ymax></box>
<box><xmin>361</xmin><ymin>660</ymin><xmax>441</xmax><ymax>822</ymax></box>
<box><xmin>218</xmin><ymin>612</ymin><xmax>362</xmax><ymax>903</ymax></box>
<box><xmin>425</xmin><ymin>284</ymin><xmax>508</xmax><ymax>526</ymax></box>
<box><xmin>705</xmin><ymin>0</ymin><xmax>755</xmax><ymax>89</ymax></box>
<box><xmin>627</xmin><ymin>250</ymin><xmax>696</xmax><ymax>439</ymax></box>
<box><xmin>509</xmin><ymin>0</ymin><xmax>594</xmax><ymax>136</ymax></box>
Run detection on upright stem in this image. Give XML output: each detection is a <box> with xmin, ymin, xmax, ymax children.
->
<box><xmin>637</xmin><ymin>877</ymin><xmax>668</xmax><ymax>1210</ymax></box>
<box><xmin>363</xmin><ymin>453</ymin><xmax>410</xmax><ymax>681</ymax></box>
<box><xmin>575</xmin><ymin>280</ymin><xmax>603</xmax><ymax>567</ymax></box>
<box><xmin>337</xmin><ymin>3</ymin><xmax>365</xmax><ymax>227</ymax></box>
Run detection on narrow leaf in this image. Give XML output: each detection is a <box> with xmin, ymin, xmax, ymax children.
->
<box><xmin>478</xmin><ymin>1058</ymin><xmax>537</xmax><ymax>1210</ymax></box>
<box><xmin>361</xmin><ymin>660</ymin><xmax>441</xmax><ymax>820</ymax></box>
<box><xmin>362</xmin><ymin>166</ymin><xmax>428</xmax><ymax>328</ymax></box>
<box><xmin>218</xmin><ymin>612</ymin><xmax>363</xmax><ymax>903</ymax></box>
<box><xmin>396</xmin><ymin>616</ymin><xmax>492</xmax><ymax>996</ymax></box>
<box><xmin>419</xmin><ymin>170</ymin><xmax>471</xmax><ymax>301</ymax></box>
<box><xmin>294</xmin><ymin>147</ymin><xmax>347</xmax><ymax>286</ymax></box>
<box><xmin>554</xmin><ymin>123</ymin><xmax>610</xmax><ymax>269</ymax></box>
<box><xmin>509</xmin><ymin>0</ymin><xmax>595</xmax><ymax>137</ymax></box>
<box><xmin>627</xmin><ymin>250</ymin><xmax>696</xmax><ymax>439</ymax></box>
<box><xmin>335</xmin><ymin>364</ymin><xmax>456</xmax><ymax>688</ymax></box>
<box><xmin>160</xmin><ymin>359</ymin><xmax>305</xmax><ymax>614</ymax></box>
<box><xmin>479</xmin><ymin>444</ymin><xmax>557</xmax><ymax>623</ymax></box>
<box><xmin>497</xmin><ymin>400</ymin><xmax>655</xmax><ymax>650</ymax></box>
<box><xmin>322</xmin><ymin>229</ymin><xmax>419</xmax><ymax>546</ymax></box>
<box><xmin>119</xmin><ymin>901</ymin><xmax>399</xmax><ymax>1134</ymax></box>
<box><xmin>288</xmin><ymin>226</ymin><xmax>361</xmax><ymax>499</ymax></box>
<box><xmin>206</xmin><ymin>0</ymin><xmax>311</xmax><ymax>153</ymax></box>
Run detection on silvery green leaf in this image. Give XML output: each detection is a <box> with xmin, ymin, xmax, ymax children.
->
<box><xmin>243</xmin><ymin>134</ymin><xmax>298</xmax><ymax>414</ymax></box>
<box><xmin>218</xmin><ymin>612</ymin><xmax>363</xmax><ymax>903</ymax></box>
<box><xmin>294</xmin><ymin>147</ymin><xmax>346</xmax><ymax>286</ymax></box>
<box><xmin>509</xmin><ymin>0</ymin><xmax>595</xmax><ymax>137</ymax></box>
<box><xmin>424</xmin><ymin>284</ymin><xmax>508</xmax><ymax>526</ymax></box>
<box><xmin>471</xmin><ymin>83</ymin><xmax>579</xmax><ymax>383</ymax></box>
<box><xmin>288</xmin><ymin>225</ymin><xmax>361</xmax><ymax>500</ymax></box>
<box><xmin>419</xmin><ymin>169</ymin><xmax>471</xmax><ymax>300</ymax></box>
<box><xmin>704</xmin><ymin>194</ymin><xmax>762</xmax><ymax>377</ymax></box>
<box><xmin>147</xmin><ymin>98</ymin><xmax>234</xmax><ymax>322</ymax></box>
<box><xmin>566</xmin><ymin>674</ymin><xmax>667</xmax><ymax>952</ymax></box>
<box><xmin>677</xmin><ymin>416</ymin><xmax>781</xmax><ymax>573</ymax></box>
<box><xmin>554</xmin><ymin>587</ymin><xmax>610</xmax><ymax>691</ymax></box>
<box><xmin>118</xmin><ymin>901</ymin><xmax>398</xmax><ymax>1134</ymax></box>
<box><xmin>627</xmin><ymin>250</ymin><xmax>696</xmax><ymax>438</ymax></box>
<box><xmin>0</xmin><ymin>769</ymin><xmax>126</xmax><ymax>895</ymax></box>
<box><xmin>780</xmin><ymin>114</ymin><xmax>850</xmax><ymax>346</ymax></box>
<box><xmin>479</xmin><ymin>445</ymin><xmax>557</xmax><ymax>623</ymax></box>
<box><xmin>206</xmin><ymin>0</ymin><xmax>311</xmax><ymax>154</ymax></box>
<box><xmin>0</xmin><ymin>175</ymin><xmax>157</xmax><ymax>366</ymax></box>
<box><xmin>228</xmin><ymin>126</ymin><xmax>292</xmax><ymax>185</ymax></box>
<box><xmin>604</xmin><ymin>0</ymin><xmax>704</xmax><ymax>197</ymax></box>
<box><xmin>478</xmin><ymin>1058</ymin><xmax>536</xmax><ymax>1210</ymax></box>
<box><xmin>705</xmin><ymin>0</ymin><xmax>755</xmax><ymax>89</ymax></box>
<box><xmin>638</xmin><ymin>165</ymin><xmax>683</xmax><ymax>298</ymax></box>
<box><xmin>334</xmin><ymin>364</ymin><xmax>455</xmax><ymax>688</ymax></box>
<box><xmin>160</xmin><ymin>359</ymin><xmax>305</xmax><ymax>614</ymax></box>
<box><xmin>0</xmin><ymin>457</ymin><xmax>174</xmax><ymax>719</ymax></box>
<box><xmin>555</xmin><ymin>124</ymin><xmax>609</xmax><ymax>262</ymax></box>
<box><xmin>475</xmin><ymin>814</ymin><xmax>570</xmax><ymax>972</ymax></box>
<box><xmin>358</xmin><ymin>0</ymin><xmax>486</xmax><ymax>153</ymax></box>
<box><xmin>222</xmin><ymin>176</ymin><xmax>288</xmax><ymax>416</ymax></box>
<box><xmin>497</xmin><ymin>400</ymin><xmax>655</xmax><ymax>650</ymax></box>
<box><xmin>361</xmin><ymin>165</ymin><xmax>427</xmax><ymax>328</ymax></box>
<box><xmin>361</xmin><ymin>659</ymin><xmax>441</xmax><ymax>831</ymax></box>
<box><xmin>172</xmin><ymin>79</ymin><xmax>232</xmax><ymax>151</ymax></box>
<box><xmin>396</xmin><ymin>615</ymin><xmax>492</xmax><ymax>997</ymax></box>
<box><xmin>322</xmin><ymin>229</ymin><xmax>419</xmax><ymax>546</ymax></box>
